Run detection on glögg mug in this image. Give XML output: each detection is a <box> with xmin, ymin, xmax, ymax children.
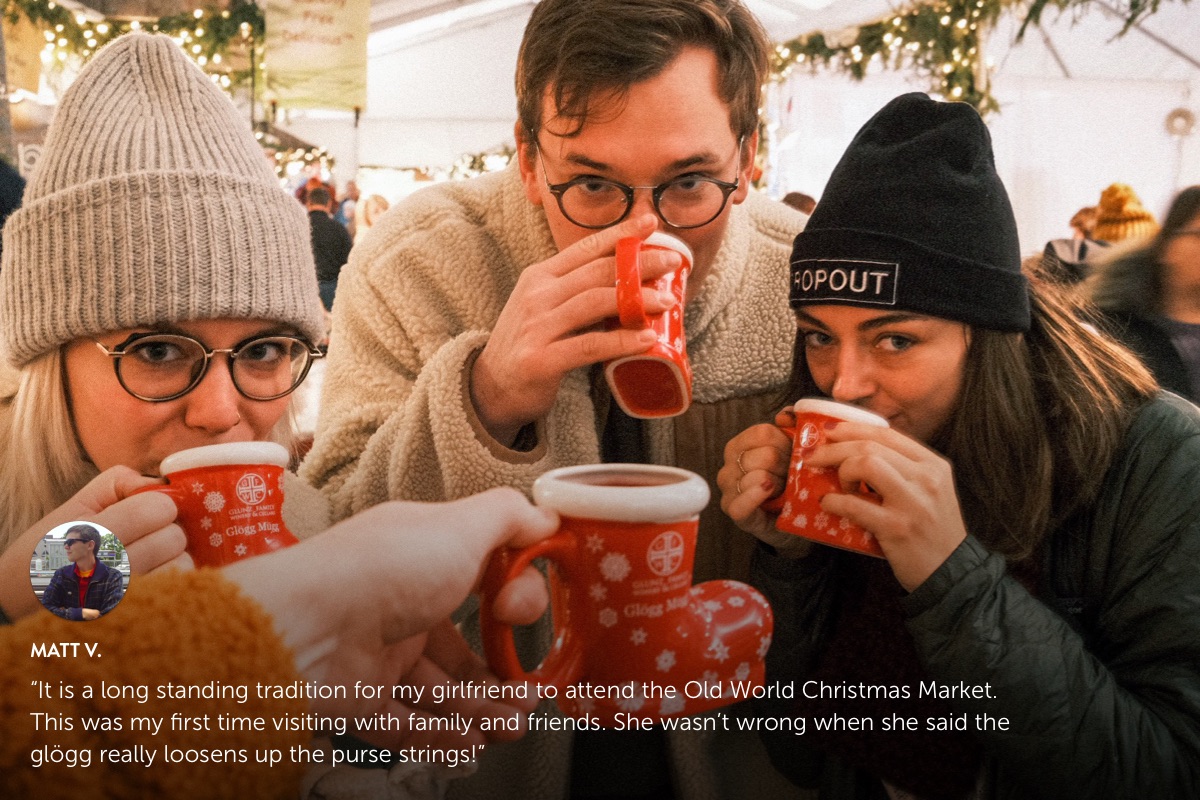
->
<box><xmin>481</xmin><ymin>464</ymin><xmax>773</xmax><ymax>727</ymax></box>
<box><xmin>135</xmin><ymin>442</ymin><xmax>299</xmax><ymax>568</ymax></box>
<box><xmin>766</xmin><ymin>398</ymin><xmax>889</xmax><ymax>557</ymax></box>
<box><xmin>605</xmin><ymin>232</ymin><xmax>693</xmax><ymax>419</ymax></box>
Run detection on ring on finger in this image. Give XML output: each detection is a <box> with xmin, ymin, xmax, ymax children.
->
<box><xmin>736</xmin><ymin>450</ymin><xmax>748</xmax><ymax>476</ymax></box>
<box><xmin>736</xmin><ymin>475</ymin><xmax>745</xmax><ymax>495</ymax></box>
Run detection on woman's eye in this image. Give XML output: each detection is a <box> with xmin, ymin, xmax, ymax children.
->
<box><xmin>878</xmin><ymin>334</ymin><xmax>916</xmax><ymax>352</ymax></box>
<box><xmin>801</xmin><ymin>330</ymin><xmax>833</xmax><ymax>348</ymax></box>
<box><xmin>239</xmin><ymin>341</ymin><xmax>287</xmax><ymax>364</ymax></box>
<box><xmin>129</xmin><ymin>341</ymin><xmax>185</xmax><ymax>364</ymax></box>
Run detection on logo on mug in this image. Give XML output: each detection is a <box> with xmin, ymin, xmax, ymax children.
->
<box><xmin>235</xmin><ymin>473</ymin><xmax>268</xmax><ymax>505</ymax></box>
<box><xmin>799</xmin><ymin>423</ymin><xmax>821</xmax><ymax>449</ymax></box>
<box><xmin>647</xmin><ymin>531</ymin><xmax>686</xmax><ymax>577</ymax></box>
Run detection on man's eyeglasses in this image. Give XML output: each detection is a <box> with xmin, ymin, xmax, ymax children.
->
<box><xmin>93</xmin><ymin>333</ymin><xmax>324</xmax><ymax>402</ymax></box>
<box><xmin>63</xmin><ymin>538</ymin><xmax>86</xmax><ymax>548</ymax></box>
<box><xmin>533</xmin><ymin>136</ymin><xmax>743</xmax><ymax>230</ymax></box>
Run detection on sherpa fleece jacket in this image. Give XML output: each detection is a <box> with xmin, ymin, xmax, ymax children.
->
<box><xmin>303</xmin><ymin>162</ymin><xmax>805</xmax><ymax>584</ymax></box>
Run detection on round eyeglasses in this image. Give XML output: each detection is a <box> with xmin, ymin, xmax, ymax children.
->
<box><xmin>93</xmin><ymin>333</ymin><xmax>324</xmax><ymax>402</ymax></box>
<box><xmin>534</xmin><ymin>137</ymin><xmax>743</xmax><ymax>230</ymax></box>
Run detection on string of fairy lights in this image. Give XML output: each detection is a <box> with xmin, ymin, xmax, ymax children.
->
<box><xmin>3</xmin><ymin>0</ymin><xmax>1181</xmax><ymax>181</ymax></box>
<box><xmin>770</xmin><ymin>0</ymin><xmax>1183</xmax><ymax>116</ymax></box>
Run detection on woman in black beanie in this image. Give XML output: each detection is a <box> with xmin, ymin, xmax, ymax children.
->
<box><xmin>718</xmin><ymin>93</ymin><xmax>1200</xmax><ymax>799</ymax></box>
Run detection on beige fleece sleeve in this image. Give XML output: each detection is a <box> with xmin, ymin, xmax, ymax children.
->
<box><xmin>301</xmin><ymin>188</ymin><xmax>601</xmax><ymax>521</ymax></box>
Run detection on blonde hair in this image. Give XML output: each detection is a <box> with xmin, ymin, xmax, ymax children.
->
<box><xmin>354</xmin><ymin>195</ymin><xmax>390</xmax><ymax>242</ymax></box>
<box><xmin>0</xmin><ymin>352</ymin><xmax>95</xmax><ymax>549</ymax></box>
<box><xmin>0</xmin><ymin>348</ymin><xmax>301</xmax><ymax>552</ymax></box>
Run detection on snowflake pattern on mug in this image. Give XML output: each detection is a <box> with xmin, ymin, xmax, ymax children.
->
<box><xmin>734</xmin><ymin>662</ymin><xmax>751</xmax><ymax>681</ymax></box>
<box><xmin>204</xmin><ymin>491</ymin><xmax>226</xmax><ymax>514</ymax></box>
<box><xmin>630</xmin><ymin>628</ymin><xmax>648</xmax><ymax>645</ymax></box>
<box><xmin>589</xmin><ymin>583</ymin><xmax>608</xmax><ymax>602</ymax></box>
<box><xmin>598</xmin><ymin>608</ymin><xmax>618</xmax><ymax>628</ymax></box>
<box><xmin>586</xmin><ymin>533</ymin><xmax>605</xmax><ymax>553</ymax></box>
<box><xmin>793</xmin><ymin>514</ymin><xmax>808</xmax><ymax>529</ymax></box>
<box><xmin>190</xmin><ymin>481</ymin><xmax>205</xmax><ymax>495</ymax></box>
<box><xmin>814</xmin><ymin>512</ymin><xmax>829</xmax><ymax>529</ymax></box>
<box><xmin>757</xmin><ymin>635</ymin><xmax>773</xmax><ymax>659</ymax></box>
<box><xmin>200</xmin><ymin>517</ymin><xmax>212</xmax><ymax>530</ymax></box>
<box><xmin>616</xmin><ymin>693</ymin><xmax>645</xmax><ymax>713</ymax></box>
<box><xmin>234</xmin><ymin>543</ymin><xmax>247</xmax><ymax>557</ymax></box>
<box><xmin>660</xmin><ymin>694</ymin><xmax>686</xmax><ymax>716</ymax></box>
<box><xmin>656</xmin><ymin>650</ymin><xmax>676</xmax><ymax>673</ymax></box>
<box><xmin>599</xmin><ymin>552</ymin><xmax>631</xmax><ymax>582</ymax></box>
<box><xmin>706</xmin><ymin>639</ymin><xmax>730</xmax><ymax>663</ymax></box>
<box><xmin>727</xmin><ymin>595</ymin><xmax>745</xmax><ymax>608</ymax></box>
<box><xmin>209</xmin><ymin>532</ymin><xmax>223</xmax><ymax>547</ymax></box>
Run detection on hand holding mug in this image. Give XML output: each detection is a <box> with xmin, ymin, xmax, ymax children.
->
<box><xmin>134</xmin><ymin>442</ymin><xmax>299</xmax><ymax>568</ymax></box>
<box><xmin>718</xmin><ymin>416</ymin><xmax>802</xmax><ymax>553</ymax></box>
<box><xmin>470</xmin><ymin>214</ymin><xmax>678</xmax><ymax>444</ymax></box>
<box><xmin>804</xmin><ymin>422</ymin><xmax>968</xmax><ymax>590</ymax></box>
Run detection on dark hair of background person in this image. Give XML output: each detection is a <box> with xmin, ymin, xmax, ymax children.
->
<box><xmin>782</xmin><ymin>263</ymin><xmax>1156</xmax><ymax>562</ymax></box>
<box><xmin>307</xmin><ymin>186</ymin><xmax>332</xmax><ymax>209</ymax></box>
<box><xmin>64</xmin><ymin>523</ymin><xmax>101</xmax><ymax>554</ymax></box>
<box><xmin>782</xmin><ymin>191</ymin><xmax>817</xmax><ymax>215</ymax></box>
<box><xmin>515</xmin><ymin>0</ymin><xmax>770</xmax><ymax>140</ymax></box>
<box><xmin>1090</xmin><ymin>186</ymin><xmax>1200</xmax><ymax>317</ymax></box>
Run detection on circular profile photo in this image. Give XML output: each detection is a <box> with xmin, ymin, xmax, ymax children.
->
<box><xmin>30</xmin><ymin>521</ymin><xmax>130</xmax><ymax>621</ymax></box>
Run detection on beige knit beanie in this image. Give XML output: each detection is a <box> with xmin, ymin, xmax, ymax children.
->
<box><xmin>0</xmin><ymin>32</ymin><xmax>325</xmax><ymax>368</ymax></box>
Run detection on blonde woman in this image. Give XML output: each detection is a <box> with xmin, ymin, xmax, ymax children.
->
<box><xmin>0</xmin><ymin>33</ymin><xmax>548</xmax><ymax>799</ymax></box>
<box><xmin>0</xmin><ymin>32</ymin><xmax>330</xmax><ymax>619</ymax></box>
<box><xmin>353</xmin><ymin>193</ymin><xmax>390</xmax><ymax>243</ymax></box>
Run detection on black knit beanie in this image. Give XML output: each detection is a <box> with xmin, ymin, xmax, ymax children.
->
<box><xmin>790</xmin><ymin>93</ymin><xmax>1030</xmax><ymax>332</ymax></box>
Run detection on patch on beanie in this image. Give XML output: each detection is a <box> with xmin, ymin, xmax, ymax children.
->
<box><xmin>790</xmin><ymin>258</ymin><xmax>899</xmax><ymax>306</ymax></box>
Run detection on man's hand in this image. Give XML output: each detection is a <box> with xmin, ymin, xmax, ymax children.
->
<box><xmin>470</xmin><ymin>214</ymin><xmax>680</xmax><ymax>444</ymax></box>
<box><xmin>221</xmin><ymin>488</ymin><xmax>560</xmax><ymax>749</ymax></box>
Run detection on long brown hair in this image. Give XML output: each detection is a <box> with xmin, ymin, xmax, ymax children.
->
<box><xmin>784</xmin><ymin>267</ymin><xmax>1157</xmax><ymax>561</ymax></box>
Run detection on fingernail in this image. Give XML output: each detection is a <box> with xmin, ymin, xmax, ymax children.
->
<box><xmin>637</xmin><ymin>329</ymin><xmax>657</xmax><ymax>342</ymax></box>
<box><xmin>761</xmin><ymin>480</ymin><xmax>775</xmax><ymax>492</ymax></box>
<box><xmin>657</xmin><ymin>290</ymin><xmax>676</xmax><ymax>305</ymax></box>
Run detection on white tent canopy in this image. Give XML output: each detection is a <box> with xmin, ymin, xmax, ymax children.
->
<box><xmin>281</xmin><ymin>0</ymin><xmax>1200</xmax><ymax>254</ymax></box>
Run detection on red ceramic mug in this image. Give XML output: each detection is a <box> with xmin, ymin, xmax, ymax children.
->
<box><xmin>481</xmin><ymin>464</ymin><xmax>773</xmax><ymax>727</ymax></box>
<box><xmin>135</xmin><ymin>442</ymin><xmax>299</xmax><ymax>568</ymax></box>
<box><xmin>605</xmin><ymin>232</ymin><xmax>693</xmax><ymax>419</ymax></box>
<box><xmin>765</xmin><ymin>399</ymin><xmax>889</xmax><ymax>557</ymax></box>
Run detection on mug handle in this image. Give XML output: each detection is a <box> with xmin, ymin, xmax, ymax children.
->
<box><xmin>479</xmin><ymin>532</ymin><xmax>585</xmax><ymax>689</ymax></box>
<box><xmin>760</xmin><ymin>424</ymin><xmax>796</xmax><ymax>514</ymax></box>
<box><xmin>615</xmin><ymin>236</ymin><xmax>649</xmax><ymax>329</ymax></box>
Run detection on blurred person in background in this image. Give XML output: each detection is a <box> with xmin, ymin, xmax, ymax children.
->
<box><xmin>1089</xmin><ymin>185</ymin><xmax>1200</xmax><ymax>403</ymax></box>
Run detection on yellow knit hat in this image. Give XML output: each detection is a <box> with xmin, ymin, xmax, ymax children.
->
<box><xmin>1092</xmin><ymin>183</ymin><xmax>1160</xmax><ymax>243</ymax></box>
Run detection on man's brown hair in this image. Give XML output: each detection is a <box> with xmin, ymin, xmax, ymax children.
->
<box><xmin>516</xmin><ymin>0</ymin><xmax>769</xmax><ymax>140</ymax></box>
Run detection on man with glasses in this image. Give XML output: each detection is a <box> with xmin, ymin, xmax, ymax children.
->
<box><xmin>305</xmin><ymin>2</ymin><xmax>805</xmax><ymax>797</ymax></box>
<box><xmin>308</xmin><ymin>0</ymin><xmax>803</xmax><ymax>581</ymax></box>
<box><xmin>40</xmin><ymin>524</ymin><xmax>124</xmax><ymax>621</ymax></box>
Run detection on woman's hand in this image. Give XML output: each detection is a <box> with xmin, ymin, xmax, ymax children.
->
<box><xmin>0</xmin><ymin>466</ymin><xmax>191</xmax><ymax>620</ymax></box>
<box><xmin>717</xmin><ymin>408</ymin><xmax>814</xmax><ymax>557</ymax></box>
<box><xmin>807</xmin><ymin>421</ymin><xmax>968</xmax><ymax>591</ymax></box>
